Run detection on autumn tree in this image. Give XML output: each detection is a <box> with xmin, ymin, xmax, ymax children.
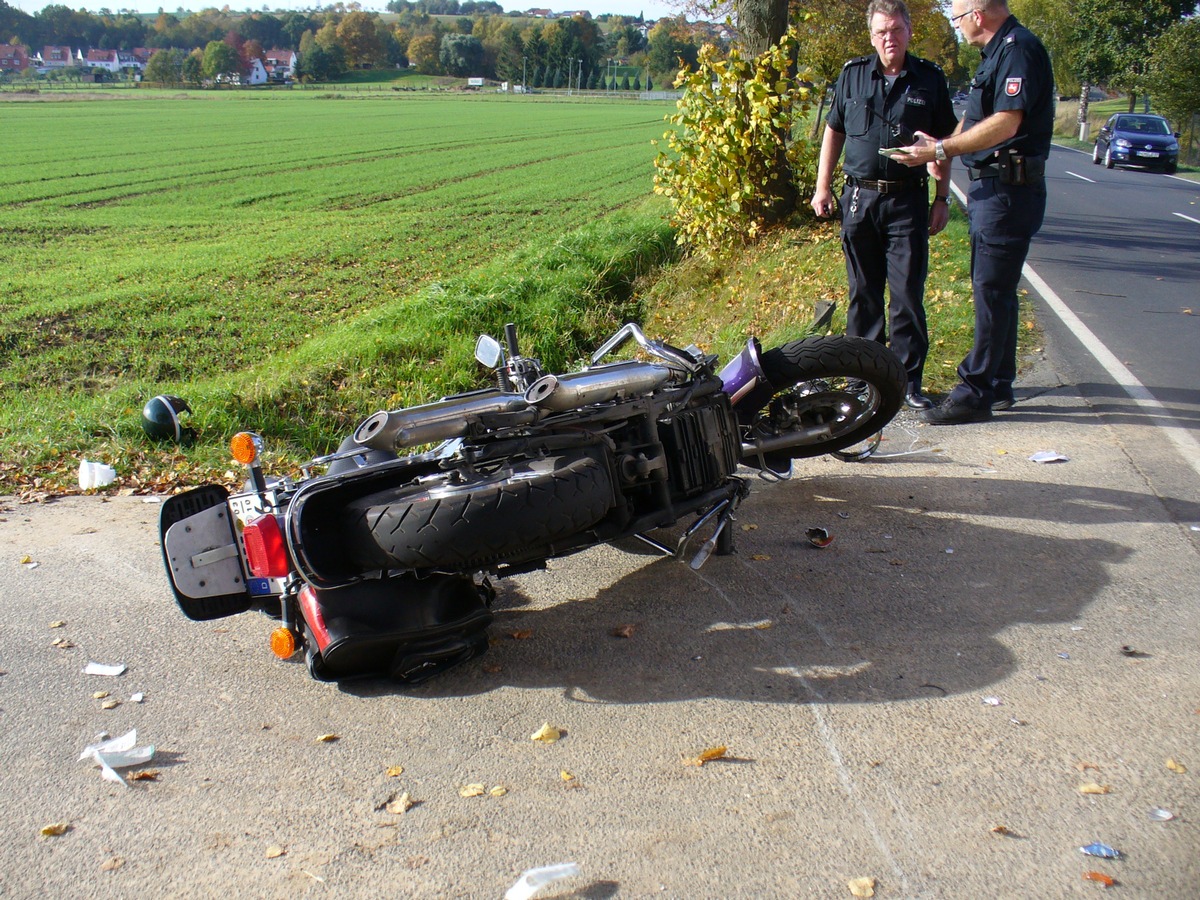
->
<box><xmin>202</xmin><ymin>40</ymin><xmax>239</xmax><ymax>81</ymax></box>
<box><xmin>337</xmin><ymin>10</ymin><xmax>383</xmax><ymax>68</ymax></box>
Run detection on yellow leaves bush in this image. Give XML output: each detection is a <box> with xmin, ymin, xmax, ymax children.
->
<box><xmin>654</xmin><ymin>30</ymin><xmax>817</xmax><ymax>259</ymax></box>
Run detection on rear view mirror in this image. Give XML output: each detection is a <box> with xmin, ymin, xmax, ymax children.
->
<box><xmin>475</xmin><ymin>334</ymin><xmax>503</xmax><ymax>368</ymax></box>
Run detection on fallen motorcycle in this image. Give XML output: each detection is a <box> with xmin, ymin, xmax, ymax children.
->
<box><xmin>160</xmin><ymin>323</ymin><xmax>904</xmax><ymax>682</ymax></box>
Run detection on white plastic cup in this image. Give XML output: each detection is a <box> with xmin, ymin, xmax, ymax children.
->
<box><xmin>79</xmin><ymin>459</ymin><xmax>117</xmax><ymax>490</ymax></box>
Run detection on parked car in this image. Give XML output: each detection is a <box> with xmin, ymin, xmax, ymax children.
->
<box><xmin>1092</xmin><ymin>113</ymin><xmax>1180</xmax><ymax>174</ymax></box>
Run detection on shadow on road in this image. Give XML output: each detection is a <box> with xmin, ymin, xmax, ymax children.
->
<box><xmin>338</xmin><ymin>471</ymin><xmax>1186</xmax><ymax>706</ymax></box>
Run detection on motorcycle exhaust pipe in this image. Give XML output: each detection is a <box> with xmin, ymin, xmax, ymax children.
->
<box><xmin>354</xmin><ymin>391</ymin><xmax>536</xmax><ymax>451</ymax></box>
<box><xmin>523</xmin><ymin>362</ymin><xmax>672</xmax><ymax>412</ymax></box>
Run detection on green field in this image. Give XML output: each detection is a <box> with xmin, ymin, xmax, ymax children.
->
<box><xmin>0</xmin><ymin>92</ymin><xmax>677</xmax><ymax>490</ymax></box>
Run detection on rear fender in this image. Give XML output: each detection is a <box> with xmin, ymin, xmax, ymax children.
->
<box><xmin>160</xmin><ymin>485</ymin><xmax>255</xmax><ymax>620</ymax></box>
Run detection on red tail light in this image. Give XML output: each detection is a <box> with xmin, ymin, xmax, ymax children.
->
<box><xmin>242</xmin><ymin>514</ymin><xmax>290</xmax><ymax>578</ymax></box>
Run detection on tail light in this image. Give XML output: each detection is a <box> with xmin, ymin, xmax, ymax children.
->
<box><xmin>243</xmin><ymin>514</ymin><xmax>289</xmax><ymax>578</ymax></box>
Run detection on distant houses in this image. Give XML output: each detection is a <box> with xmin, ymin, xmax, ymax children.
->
<box><xmin>1</xmin><ymin>43</ymin><xmax>298</xmax><ymax>83</ymax></box>
<box><xmin>0</xmin><ymin>44</ymin><xmax>31</xmax><ymax>72</ymax></box>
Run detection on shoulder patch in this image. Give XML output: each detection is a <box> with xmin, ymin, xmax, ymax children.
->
<box><xmin>1005</xmin><ymin>77</ymin><xmax>1022</xmax><ymax>96</ymax></box>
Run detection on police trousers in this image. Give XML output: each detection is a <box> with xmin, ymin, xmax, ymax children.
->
<box><xmin>950</xmin><ymin>176</ymin><xmax>1047</xmax><ymax>407</ymax></box>
<box><xmin>839</xmin><ymin>183</ymin><xmax>930</xmax><ymax>392</ymax></box>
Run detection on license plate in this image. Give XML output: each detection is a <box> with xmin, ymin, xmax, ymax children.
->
<box><xmin>1136</xmin><ymin>151</ymin><xmax>1159</xmax><ymax>158</ymax></box>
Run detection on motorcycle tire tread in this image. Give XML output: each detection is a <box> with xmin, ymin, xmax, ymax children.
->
<box><xmin>758</xmin><ymin>335</ymin><xmax>905</xmax><ymax>459</ymax></box>
<box><xmin>348</xmin><ymin>452</ymin><xmax>613</xmax><ymax>572</ymax></box>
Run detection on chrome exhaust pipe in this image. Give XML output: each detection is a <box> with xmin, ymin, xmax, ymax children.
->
<box><xmin>523</xmin><ymin>361</ymin><xmax>672</xmax><ymax>412</ymax></box>
<box><xmin>354</xmin><ymin>391</ymin><xmax>535</xmax><ymax>451</ymax></box>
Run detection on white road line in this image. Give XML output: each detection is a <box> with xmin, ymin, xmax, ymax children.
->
<box><xmin>1172</xmin><ymin>212</ymin><xmax>1200</xmax><ymax>225</ymax></box>
<box><xmin>1021</xmin><ymin>264</ymin><xmax>1200</xmax><ymax>478</ymax></box>
<box><xmin>1066</xmin><ymin>171</ymin><xmax>1096</xmax><ymax>183</ymax></box>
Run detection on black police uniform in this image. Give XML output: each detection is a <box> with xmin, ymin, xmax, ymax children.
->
<box><xmin>826</xmin><ymin>52</ymin><xmax>957</xmax><ymax>395</ymax></box>
<box><xmin>952</xmin><ymin>14</ymin><xmax>1053</xmax><ymax>409</ymax></box>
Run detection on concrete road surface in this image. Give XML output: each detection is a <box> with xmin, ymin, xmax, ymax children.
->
<box><xmin>2</xmin><ymin>343</ymin><xmax>1198</xmax><ymax>898</ymax></box>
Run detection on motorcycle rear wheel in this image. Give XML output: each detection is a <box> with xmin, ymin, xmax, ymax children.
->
<box><xmin>755</xmin><ymin>335</ymin><xmax>905</xmax><ymax>460</ymax></box>
<box><xmin>343</xmin><ymin>451</ymin><xmax>613</xmax><ymax>572</ymax></box>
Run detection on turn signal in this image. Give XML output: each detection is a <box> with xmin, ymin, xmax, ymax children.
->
<box><xmin>230</xmin><ymin>431</ymin><xmax>263</xmax><ymax>465</ymax></box>
<box><xmin>270</xmin><ymin>627</ymin><xmax>296</xmax><ymax>659</ymax></box>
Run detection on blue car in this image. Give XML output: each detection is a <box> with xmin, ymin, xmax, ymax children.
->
<box><xmin>1092</xmin><ymin>113</ymin><xmax>1180</xmax><ymax>174</ymax></box>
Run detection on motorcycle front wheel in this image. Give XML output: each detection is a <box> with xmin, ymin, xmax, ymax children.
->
<box><xmin>753</xmin><ymin>335</ymin><xmax>906</xmax><ymax>460</ymax></box>
<box><xmin>341</xmin><ymin>450</ymin><xmax>614</xmax><ymax>572</ymax></box>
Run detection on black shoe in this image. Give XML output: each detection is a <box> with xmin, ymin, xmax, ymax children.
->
<box><xmin>904</xmin><ymin>390</ymin><xmax>933</xmax><ymax>410</ymax></box>
<box><xmin>992</xmin><ymin>397</ymin><xmax>1016</xmax><ymax>411</ymax></box>
<box><xmin>922</xmin><ymin>397</ymin><xmax>993</xmax><ymax>425</ymax></box>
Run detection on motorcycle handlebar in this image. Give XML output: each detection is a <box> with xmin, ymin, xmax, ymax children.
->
<box><xmin>590</xmin><ymin>323</ymin><xmax>701</xmax><ymax>373</ymax></box>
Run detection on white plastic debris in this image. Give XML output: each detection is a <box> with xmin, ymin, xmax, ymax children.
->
<box><xmin>79</xmin><ymin>459</ymin><xmax>117</xmax><ymax>489</ymax></box>
<box><xmin>1028</xmin><ymin>450</ymin><xmax>1069</xmax><ymax>464</ymax></box>
<box><xmin>1149</xmin><ymin>807</ymin><xmax>1175</xmax><ymax>822</ymax></box>
<box><xmin>130</xmin><ymin>692</ymin><xmax>145</xmax><ymax>703</ymax></box>
<box><xmin>83</xmin><ymin>662</ymin><xmax>126</xmax><ymax>677</ymax></box>
<box><xmin>504</xmin><ymin>863</ymin><xmax>581</xmax><ymax>900</ymax></box>
<box><xmin>79</xmin><ymin>729</ymin><xmax>156</xmax><ymax>787</ymax></box>
<box><xmin>982</xmin><ymin>696</ymin><xmax>1003</xmax><ymax>706</ymax></box>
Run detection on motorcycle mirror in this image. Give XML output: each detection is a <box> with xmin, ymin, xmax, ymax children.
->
<box><xmin>475</xmin><ymin>334</ymin><xmax>503</xmax><ymax>368</ymax></box>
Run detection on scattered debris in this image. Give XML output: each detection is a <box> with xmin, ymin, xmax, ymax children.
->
<box><xmin>610</xmin><ymin>624</ymin><xmax>636</xmax><ymax>639</ymax></box>
<box><xmin>459</xmin><ymin>784</ymin><xmax>486</xmax><ymax>798</ymax></box>
<box><xmin>100</xmin><ymin>856</ymin><xmax>125</xmax><ymax>872</ymax></box>
<box><xmin>51</xmin><ymin>638</ymin><xmax>75</xmax><ymax>649</ymax></box>
<box><xmin>489</xmin><ymin>785</ymin><xmax>508</xmax><ymax>797</ymax></box>
<box><xmin>314</xmin><ymin>733</ymin><xmax>340</xmax><ymax>743</ymax></box>
<box><xmin>945</xmin><ymin>547</ymin><xmax>955</xmax><ymax>554</ymax></box>
<box><xmin>101</xmin><ymin>699</ymin><xmax>121</xmax><ymax>710</ymax></box>
<box><xmin>83</xmin><ymin>662</ymin><xmax>126</xmax><ymax>677</ymax></box>
<box><xmin>982</xmin><ymin>697</ymin><xmax>1003</xmax><ymax>706</ymax></box>
<box><xmin>130</xmin><ymin>692</ymin><xmax>145</xmax><ymax>703</ymax></box>
<box><xmin>49</xmin><ymin>620</ymin><xmax>66</xmax><ymax>629</ymax></box>
<box><xmin>847</xmin><ymin>876</ymin><xmax>876</xmax><ymax>897</ymax></box>
<box><xmin>806</xmin><ymin>527</ymin><xmax>833</xmax><ymax>548</ymax></box>
<box><xmin>1166</xmin><ymin>758</ymin><xmax>1187</xmax><ymax>774</ymax></box>
<box><xmin>505</xmin><ymin>862</ymin><xmax>581</xmax><ymax>900</ymax></box>
<box><xmin>990</xmin><ymin>825</ymin><xmax>1022</xmax><ymax>838</ymax></box>
<box><xmin>386</xmin><ymin>765</ymin><xmax>404</xmax><ymax>777</ymax></box>
<box><xmin>1082</xmin><ymin>871</ymin><xmax>1115</xmax><ymax>887</ymax></box>
<box><xmin>23</xmin><ymin>557</ymin><xmax>40</xmax><ymax>569</ymax></box>
<box><xmin>1028</xmin><ymin>450</ymin><xmax>1069</xmax><ymax>463</ymax></box>
<box><xmin>1120</xmin><ymin>646</ymin><xmax>1151</xmax><ymax>658</ymax></box>
<box><xmin>560</xmin><ymin>770</ymin><xmax>575</xmax><ymax>782</ymax></box>
<box><xmin>749</xmin><ymin>553</ymin><xmax>771</xmax><ymax>561</ymax></box>
<box><xmin>1010</xmin><ymin>718</ymin><xmax>1028</xmax><ymax>726</ymax></box>
<box><xmin>93</xmin><ymin>691</ymin><xmax>109</xmax><ymax>700</ymax></box>
<box><xmin>79</xmin><ymin>729</ymin><xmax>156</xmax><ymax>787</ymax></box>
<box><xmin>129</xmin><ymin>770</ymin><xmax>159</xmax><ymax>782</ymax></box>
<box><xmin>265</xmin><ymin>845</ymin><xmax>286</xmax><ymax>859</ymax></box>
<box><xmin>531</xmin><ymin>723</ymin><xmax>561</xmax><ymax>743</ymax></box>
<box><xmin>41</xmin><ymin>822</ymin><xmax>71</xmax><ymax>837</ymax></box>
<box><xmin>1079</xmin><ymin>783</ymin><xmax>1111</xmax><ymax>795</ymax></box>
<box><xmin>682</xmin><ymin>746</ymin><xmax>727</xmax><ymax>767</ymax></box>
<box><xmin>1149</xmin><ymin>807</ymin><xmax>1175</xmax><ymax>822</ymax></box>
<box><xmin>1080</xmin><ymin>841</ymin><xmax>1121</xmax><ymax>860</ymax></box>
<box><xmin>741</xmin><ymin>523</ymin><xmax>758</xmax><ymax>531</ymax></box>
<box><xmin>705</xmin><ymin>619</ymin><xmax>774</xmax><ymax>632</ymax></box>
<box><xmin>385</xmin><ymin>792</ymin><xmax>415</xmax><ymax>814</ymax></box>
<box><xmin>1076</xmin><ymin>761</ymin><xmax>1101</xmax><ymax>772</ymax></box>
<box><xmin>508</xmin><ymin>629</ymin><xmax>534</xmax><ymax>640</ymax></box>
<box><xmin>1057</xmin><ymin>651</ymin><xmax>1070</xmax><ymax>660</ymax></box>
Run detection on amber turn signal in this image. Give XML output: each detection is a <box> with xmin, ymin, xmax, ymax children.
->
<box><xmin>230</xmin><ymin>431</ymin><xmax>263</xmax><ymax>465</ymax></box>
<box><xmin>270</xmin><ymin>627</ymin><xmax>297</xmax><ymax>659</ymax></box>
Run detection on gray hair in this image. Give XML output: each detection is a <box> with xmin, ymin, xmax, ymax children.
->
<box><xmin>866</xmin><ymin>0</ymin><xmax>912</xmax><ymax>29</ymax></box>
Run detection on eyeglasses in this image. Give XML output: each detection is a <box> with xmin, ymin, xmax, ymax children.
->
<box><xmin>949</xmin><ymin>9</ymin><xmax>975</xmax><ymax>24</ymax></box>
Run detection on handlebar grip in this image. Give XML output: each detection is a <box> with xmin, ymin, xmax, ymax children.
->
<box><xmin>504</xmin><ymin>323</ymin><xmax>520</xmax><ymax>357</ymax></box>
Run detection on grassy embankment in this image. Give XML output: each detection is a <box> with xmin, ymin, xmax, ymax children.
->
<box><xmin>0</xmin><ymin>91</ymin><xmax>979</xmax><ymax>496</ymax></box>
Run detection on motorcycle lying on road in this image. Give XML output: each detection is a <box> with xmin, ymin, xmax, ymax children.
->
<box><xmin>160</xmin><ymin>323</ymin><xmax>904</xmax><ymax>683</ymax></box>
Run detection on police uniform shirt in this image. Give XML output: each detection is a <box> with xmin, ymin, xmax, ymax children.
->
<box><xmin>826</xmin><ymin>52</ymin><xmax>957</xmax><ymax>181</ymax></box>
<box><xmin>960</xmin><ymin>14</ymin><xmax>1053</xmax><ymax>168</ymax></box>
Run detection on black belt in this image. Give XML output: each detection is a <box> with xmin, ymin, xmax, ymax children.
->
<box><xmin>847</xmin><ymin>176</ymin><xmax>927</xmax><ymax>194</ymax></box>
<box><xmin>967</xmin><ymin>165</ymin><xmax>1000</xmax><ymax>180</ymax></box>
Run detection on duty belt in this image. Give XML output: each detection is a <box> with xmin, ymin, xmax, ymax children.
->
<box><xmin>967</xmin><ymin>165</ymin><xmax>1000</xmax><ymax>180</ymax></box>
<box><xmin>846</xmin><ymin>176</ymin><xmax>927</xmax><ymax>194</ymax></box>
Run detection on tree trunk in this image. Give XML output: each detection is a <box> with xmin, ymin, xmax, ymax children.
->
<box><xmin>737</xmin><ymin>0</ymin><xmax>796</xmax><ymax>224</ymax></box>
<box><xmin>810</xmin><ymin>85</ymin><xmax>828</xmax><ymax>140</ymax></box>
<box><xmin>1078</xmin><ymin>81</ymin><xmax>1091</xmax><ymax>142</ymax></box>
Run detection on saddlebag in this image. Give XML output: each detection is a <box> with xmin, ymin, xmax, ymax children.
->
<box><xmin>299</xmin><ymin>574</ymin><xmax>492</xmax><ymax>683</ymax></box>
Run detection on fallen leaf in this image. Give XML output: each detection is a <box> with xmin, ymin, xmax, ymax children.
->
<box><xmin>1076</xmin><ymin>761</ymin><xmax>1100</xmax><ymax>772</ymax></box>
<box><xmin>49</xmin><ymin>620</ymin><xmax>67</xmax><ymax>628</ymax></box>
<box><xmin>101</xmin><ymin>699</ymin><xmax>121</xmax><ymax>710</ymax></box>
<box><xmin>611</xmin><ymin>624</ymin><xmax>636</xmax><ymax>638</ymax></box>
<box><xmin>51</xmin><ymin>638</ymin><xmax>76</xmax><ymax>649</ymax></box>
<box><xmin>488</xmin><ymin>785</ymin><xmax>507</xmax><ymax>797</ymax></box>
<box><xmin>683</xmin><ymin>745</ymin><xmax>727</xmax><ymax>767</ymax></box>
<box><xmin>41</xmin><ymin>822</ymin><xmax>71</xmax><ymax>837</ymax></box>
<box><xmin>1079</xmin><ymin>783</ymin><xmax>1111</xmax><ymax>795</ymax></box>
<box><xmin>386</xmin><ymin>792</ymin><xmax>414</xmax><ymax>814</ymax></box>
<box><xmin>459</xmin><ymin>783</ymin><xmax>486</xmax><ymax>798</ymax></box>
<box><xmin>482</xmin><ymin>663</ymin><xmax>503</xmax><ymax>674</ymax></box>
<box><xmin>130</xmin><ymin>771</ymin><xmax>160</xmax><ymax>781</ymax></box>
<box><xmin>990</xmin><ymin>825</ymin><xmax>1021</xmax><ymax>837</ymax></box>
<box><xmin>1166</xmin><ymin>758</ymin><xmax>1187</xmax><ymax>774</ymax></box>
<box><xmin>93</xmin><ymin>691</ymin><xmax>110</xmax><ymax>700</ymax></box>
<box><xmin>741</xmin><ymin>523</ymin><xmax>758</xmax><ymax>531</ymax></box>
<box><xmin>100</xmin><ymin>857</ymin><xmax>124</xmax><ymax>872</ymax></box>
<box><xmin>848</xmin><ymin>876</ymin><xmax>876</xmax><ymax>897</ymax></box>
<box><xmin>1082</xmin><ymin>871</ymin><xmax>1115</xmax><ymax>887</ymax></box>
<box><xmin>386</xmin><ymin>765</ymin><xmax>404</xmax><ymax>777</ymax></box>
<box><xmin>265</xmin><ymin>845</ymin><xmax>287</xmax><ymax>859</ymax></box>
<box><xmin>531</xmin><ymin>723</ymin><xmax>561</xmax><ymax>743</ymax></box>
<box><xmin>560</xmin><ymin>770</ymin><xmax>575</xmax><ymax>782</ymax></box>
<box><xmin>749</xmin><ymin>553</ymin><xmax>771</xmax><ymax>561</ymax></box>
<box><xmin>508</xmin><ymin>629</ymin><xmax>533</xmax><ymax>640</ymax></box>
<box><xmin>314</xmin><ymin>733</ymin><xmax>340</xmax><ymax>743</ymax></box>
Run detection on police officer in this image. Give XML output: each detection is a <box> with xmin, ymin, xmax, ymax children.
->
<box><xmin>812</xmin><ymin>0</ymin><xmax>957</xmax><ymax>411</ymax></box>
<box><xmin>897</xmin><ymin>0</ymin><xmax>1052</xmax><ymax>424</ymax></box>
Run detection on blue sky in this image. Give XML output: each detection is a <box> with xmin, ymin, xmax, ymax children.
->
<box><xmin>8</xmin><ymin>2</ymin><xmax>683</xmax><ymax>19</ymax></box>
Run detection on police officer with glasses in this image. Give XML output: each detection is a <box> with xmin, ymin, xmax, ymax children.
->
<box><xmin>896</xmin><ymin>0</ymin><xmax>1052</xmax><ymax>424</ymax></box>
<box><xmin>812</xmin><ymin>0</ymin><xmax>957</xmax><ymax>412</ymax></box>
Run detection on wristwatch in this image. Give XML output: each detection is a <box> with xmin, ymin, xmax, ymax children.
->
<box><xmin>933</xmin><ymin>195</ymin><xmax>950</xmax><ymax>204</ymax></box>
<box><xmin>935</xmin><ymin>140</ymin><xmax>947</xmax><ymax>161</ymax></box>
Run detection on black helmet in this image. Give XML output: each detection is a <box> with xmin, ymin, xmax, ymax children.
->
<box><xmin>141</xmin><ymin>394</ymin><xmax>193</xmax><ymax>442</ymax></box>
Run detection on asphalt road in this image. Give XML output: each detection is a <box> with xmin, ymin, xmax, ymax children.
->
<box><xmin>3</xmin><ymin>355</ymin><xmax>1199</xmax><ymax>897</ymax></box>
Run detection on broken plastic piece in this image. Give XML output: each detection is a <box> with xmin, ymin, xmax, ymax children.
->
<box><xmin>130</xmin><ymin>692</ymin><xmax>144</xmax><ymax>703</ymax></box>
<box><xmin>1149</xmin><ymin>807</ymin><xmax>1175</xmax><ymax>822</ymax></box>
<box><xmin>83</xmin><ymin>662</ymin><xmax>126</xmax><ymax>677</ymax></box>
<box><xmin>504</xmin><ymin>863</ymin><xmax>581</xmax><ymax>900</ymax></box>
<box><xmin>982</xmin><ymin>696</ymin><xmax>1003</xmax><ymax>706</ymax></box>
<box><xmin>1057</xmin><ymin>651</ymin><xmax>1070</xmax><ymax>660</ymax></box>
<box><xmin>79</xmin><ymin>459</ymin><xmax>117</xmax><ymax>489</ymax></box>
<box><xmin>806</xmin><ymin>527</ymin><xmax>833</xmax><ymax>548</ymax></box>
<box><xmin>1082</xmin><ymin>871</ymin><xmax>1115</xmax><ymax>887</ymax></box>
<box><xmin>79</xmin><ymin>729</ymin><xmax>156</xmax><ymax>787</ymax></box>
<box><xmin>1080</xmin><ymin>841</ymin><xmax>1121</xmax><ymax>859</ymax></box>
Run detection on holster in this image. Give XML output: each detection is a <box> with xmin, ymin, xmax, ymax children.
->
<box><xmin>997</xmin><ymin>150</ymin><xmax>1045</xmax><ymax>186</ymax></box>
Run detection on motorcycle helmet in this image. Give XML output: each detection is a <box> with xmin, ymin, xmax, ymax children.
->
<box><xmin>141</xmin><ymin>394</ymin><xmax>193</xmax><ymax>443</ymax></box>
